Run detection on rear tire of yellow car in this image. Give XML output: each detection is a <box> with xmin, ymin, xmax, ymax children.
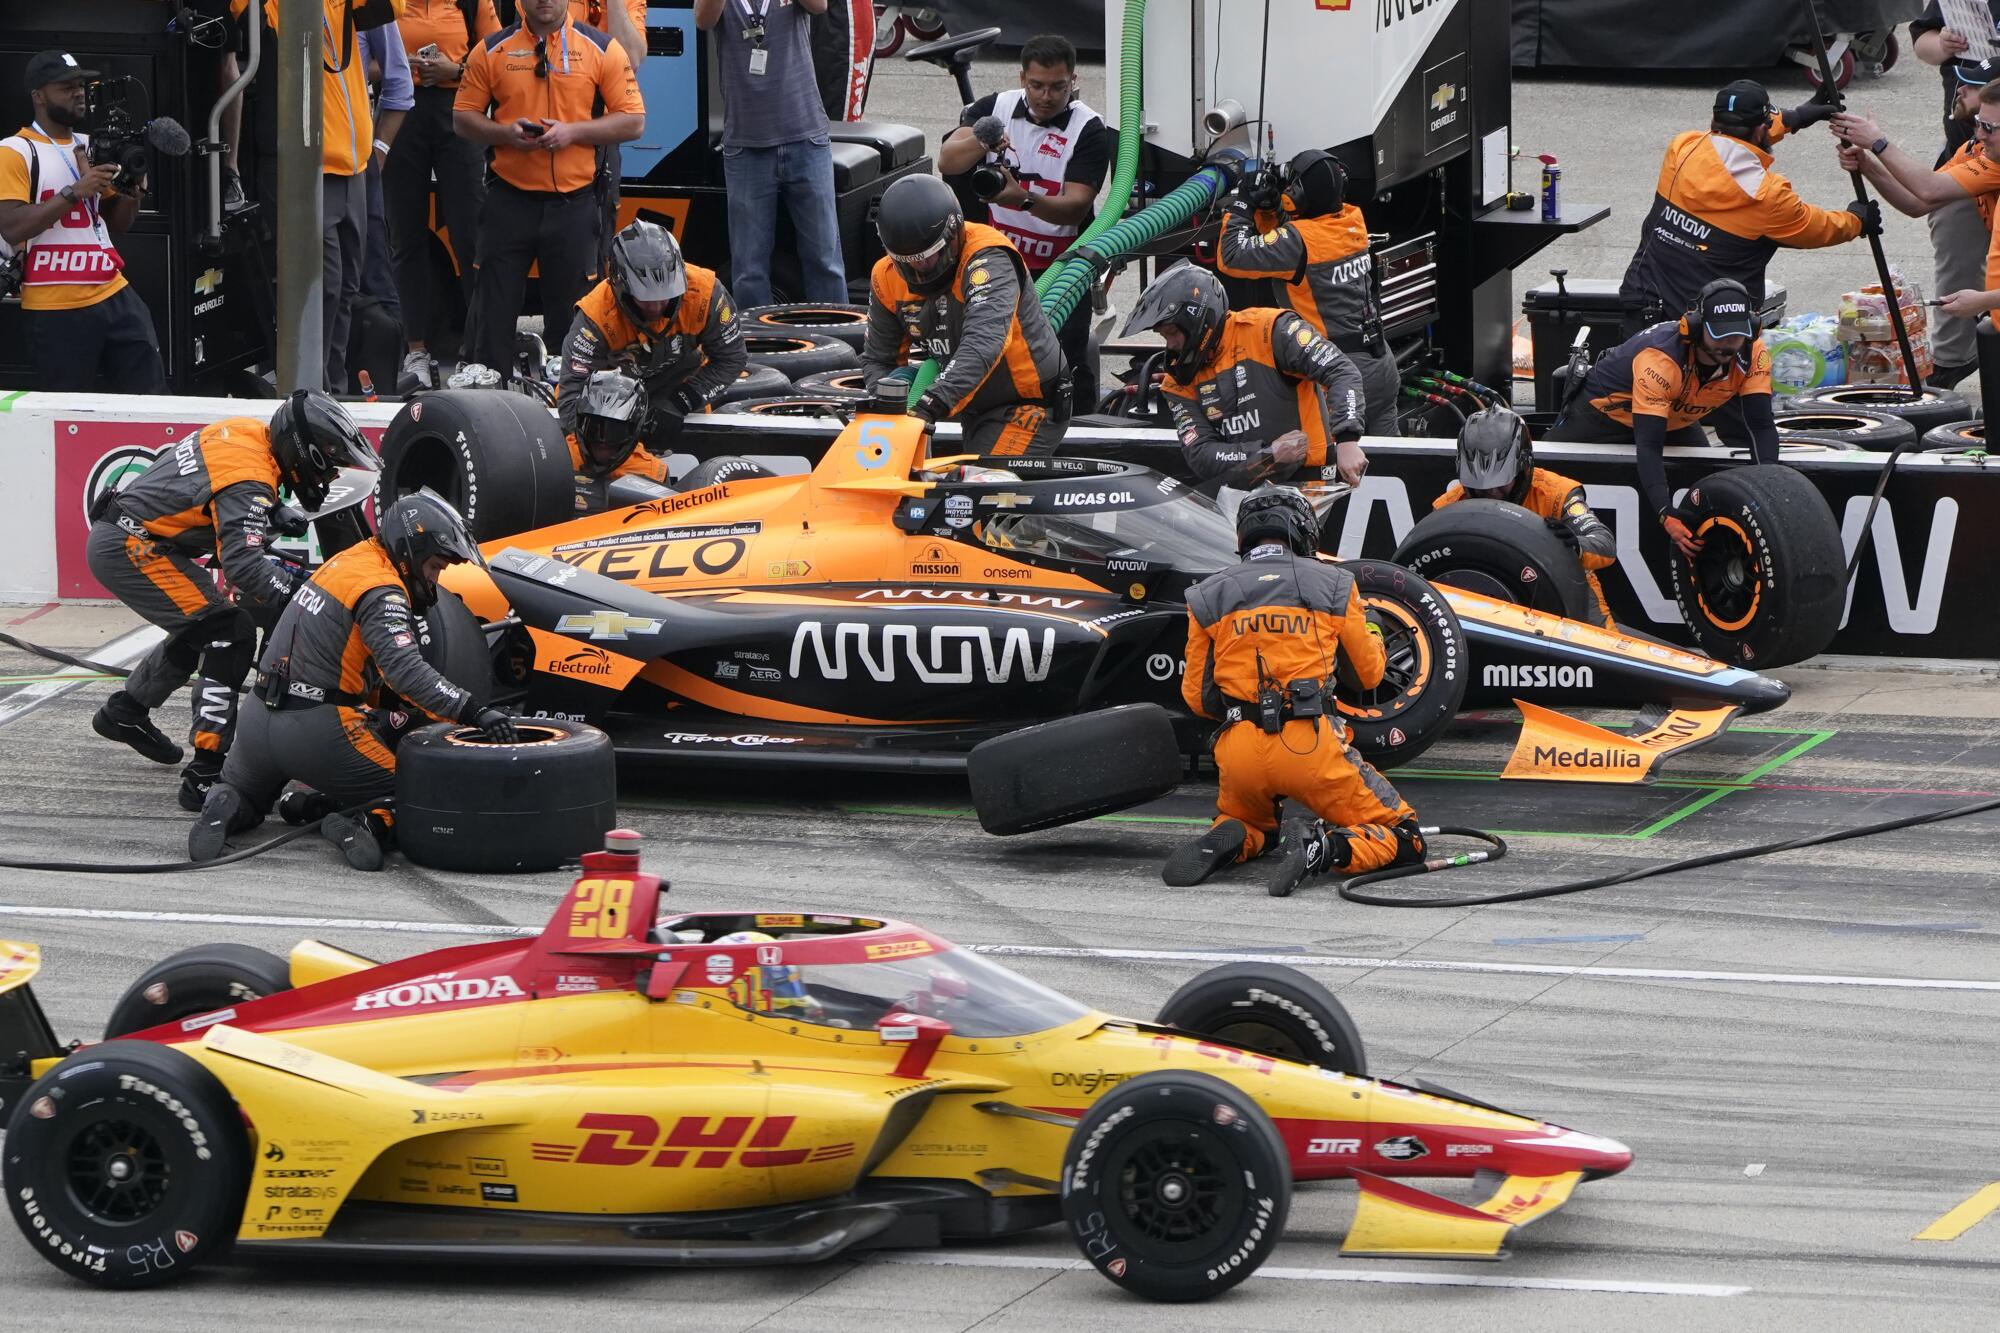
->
<box><xmin>968</xmin><ymin>704</ymin><xmax>1184</xmax><ymax>836</ymax></box>
<box><xmin>1335</xmin><ymin>560</ymin><xmax>1467</xmax><ymax>769</ymax></box>
<box><xmin>1061</xmin><ymin>1070</ymin><xmax>1291</xmax><ymax>1302</ymax></box>
<box><xmin>3</xmin><ymin>1041</ymin><xmax>250</xmax><ymax>1289</ymax></box>
<box><xmin>378</xmin><ymin>389</ymin><xmax>576</xmax><ymax>543</ymax></box>
<box><xmin>102</xmin><ymin>944</ymin><xmax>292</xmax><ymax>1040</ymax></box>
<box><xmin>1668</xmin><ymin>464</ymin><xmax>1844</xmax><ymax>668</ymax></box>
<box><xmin>1154</xmin><ymin>963</ymin><xmax>1366</xmax><ymax>1076</ymax></box>
<box><xmin>396</xmin><ymin>719</ymin><xmax>617</xmax><ymax>873</ymax></box>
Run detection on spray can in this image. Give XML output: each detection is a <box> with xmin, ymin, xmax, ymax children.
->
<box><xmin>1539</xmin><ymin>154</ymin><xmax>1561</xmax><ymax>223</ymax></box>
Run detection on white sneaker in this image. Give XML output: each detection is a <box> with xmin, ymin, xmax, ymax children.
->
<box><xmin>399</xmin><ymin>349</ymin><xmax>437</xmax><ymax>394</ymax></box>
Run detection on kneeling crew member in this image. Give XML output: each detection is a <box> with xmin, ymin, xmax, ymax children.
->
<box><xmin>1547</xmin><ymin>280</ymin><xmax>1778</xmax><ymax>559</ymax></box>
<box><xmin>1435</xmin><ymin>408</ymin><xmax>1618</xmax><ymax>627</ymax></box>
<box><xmin>1217</xmin><ymin>149</ymin><xmax>1400</xmax><ymax>436</ymax></box>
<box><xmin>567</xmin><ymin>368</ymin><xmax>669</xmax><ymax>513</ymax></box>
<box><xmin>189</xmin><ymin>490</ymin><xmax>517</xmax><ymax>871</ymax></box>
<box><xmin>861</xmin><ymin>174</ymin><xmax>1069</xmax><ymax>455</ymax></box>
<box><xmin>1166</xmin><ymin>487</ymin><xmax>1424</xmax><ymax>896</ymax></box>
<box><xmin>557</xmin><ymin>219</ymin><xmax>746</xmax><ymax>459</ymax></box>
<box><xmin>1126</xmin><ymin>261</ymin><xmax>1367</xmax><ymax>488</ymax></box>
<box><xmin>86</xmin><ymin>390</ymin><xmax>374</xmax><ymax>809</ymax></box>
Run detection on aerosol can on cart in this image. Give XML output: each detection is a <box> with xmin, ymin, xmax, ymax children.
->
<box><xmin>1539</xmin><ymin>154</ymin><xmax>1561</xmax><ymax>222</ymax></box>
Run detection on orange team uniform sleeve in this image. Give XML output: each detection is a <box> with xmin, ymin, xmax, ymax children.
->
<box><xmin>1941</xmin><ymin>152</ymin><xmax>2000</xmax><ymax>201</ymax></box>
<box><xmin>1752</xmin><ymin>170</ymin><xmax>1865</xmax><ymax>248</ymax></box>
<box><xmin>1335</xmin><ymin>582</ymin><xmax>1384</xmax><ymax>691</ymax></box>
<box><xmin>1629</xmin><ymin>346</ymin><xmax>1683</xmax><ymax>419</ymax></box>
<box><xmin>1741</xmin><ymin>340</ymin><xmax>1774</xmax><ymax>396</ymax></box>
<box><xmin>454</xmin><ymin>38</ymin><xmax>494</xmax><ymax>115</ymax></box>
<box><xmin>615</xmin><ymin>444</ymin><xmax>670</xmax><ymax>484</ymax></box>
<box><xmin>1181</xmin><ymin>610</ymin><xmax>1215</xmax><ymax>719</ymax></box>
<box><xmin>597</xmin><ymin>39</ymin><xmax>644</xmax><ymax>116</ymax></box>
<box><xmin>1431</xmin><ymin>482</ymin><xmax>1464</xmax><ymax>511</ymax></box>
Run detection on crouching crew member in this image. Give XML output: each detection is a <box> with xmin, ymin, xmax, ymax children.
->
<box><xmin>87</xmin><ymin>390</ymin><xmax>374</xmax><ymax>810</ymax></box>
<box><xmin>1166</xmin><ymin>486</ymin><xmax>1425</xmax><ymax>896</ymax></box>
<box><xmin>861</xmin><ymin>174</ymin><xmax>1069</xmax><ymax>455</ymax></box>
<box><xmin>1217</xmin><ymin>149</ymin><xmax>1401</xmax><ymax>436</ymax></box>
<box><xmin>1126</xmin><ymin>261</ymin><xmax>1368</xmax><ymax>488</ymax></box>
<box><xmin>566</xmin><ymin>368</ymin><xmax>669</xmax><ymax>513</ymax></box>
<box><xmin>1546</xmin><ymin>280</ymin><xmax>1779</xmax><ymax>559</ymax></box>
<box><xmin>557</xmin><ymin>219</ymin><xmax>746</xmax><ymax>466</ymax></box>
<box><xmin>189</xmin><ymin>491</ymin><xmax>517</xmax><ymax>871</ymax></box>
<box><xmin>1435</xmin><ymin>408</ymin><xmax>1618</xmax><ymax>627</ymax></box>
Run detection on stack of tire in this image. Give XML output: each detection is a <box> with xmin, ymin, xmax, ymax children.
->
<box><xmin>724</xmin><ymin>303</ymin><xmax>874</xmax><ymax>419</ymax></box>
<box><xmin>1773</xmin><ymin>384</ymin><xmax>1970</xmax><ymax>454</ymax></box>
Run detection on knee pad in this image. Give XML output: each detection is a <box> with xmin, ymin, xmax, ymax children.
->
<box><xmin>1390</xmin><ymin>818</ymin><xmax>1427</xmax><ymax>867</ymax></box>
<box><xmin>195</xmin><ymin>610</ymin><xmax>258</xmax><ymax>688</ymax></box>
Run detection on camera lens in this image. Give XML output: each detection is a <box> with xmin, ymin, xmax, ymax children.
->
<box><xmin>970</xmin><ymin>163</ymin><xmax>1007</xmax><ymax>200</ymax></box>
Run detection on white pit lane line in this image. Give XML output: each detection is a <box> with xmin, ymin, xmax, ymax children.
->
<box><xmin>0</xmin><ymin>624</ymin><xmax>164</xmax><ymax>728</ymax></box>
<box><xmin>867</xmin><ymin>1251</ymin><xmax>1749</xmax><ymax>1297</ymax></box>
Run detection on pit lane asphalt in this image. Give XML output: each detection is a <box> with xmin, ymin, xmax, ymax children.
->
<box><xmin>3</xmin><ymin>603</ymin><xmax>2000</xmax><ymax>1332</ymax></box>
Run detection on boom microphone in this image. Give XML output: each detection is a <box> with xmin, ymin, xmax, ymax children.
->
<box><xmin>970</xmin><ymin>115</ymin><xmax>1006</xmax><ymax>150</ymax></box>
<box><xmin>144</xmin><ymin>117</ymin><xmax>192</xmax><ymax>157</ymax></box>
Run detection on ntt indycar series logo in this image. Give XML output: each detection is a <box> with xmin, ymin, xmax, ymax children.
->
<box><xmin>1482</xmin><ymin>663</ymin><xmax>1593</xmax><ymax>689</ymax></box>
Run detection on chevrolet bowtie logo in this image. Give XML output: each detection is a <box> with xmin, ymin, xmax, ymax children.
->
<box><xmin>194</xmin><ymin>268</ymin><xmax>223</xmax><ymax>296</ymax></box>
<box><xmin>554</xmin><ymin>610</ymin><xmax>664</xmax><ymax>641</ymax></box>
<box><xmin>1431</xmin><ymin>83</ymin><xmax>1456</xmax><ymax>112</ymax></box>
<box><xmin>980</xmin><ymin>492</ymin><xmax>1035</xmax><ymax>509</ymax></box>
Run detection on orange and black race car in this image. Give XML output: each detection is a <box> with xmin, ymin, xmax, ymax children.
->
<box><xmin>418</xmin><ymin>410</ymin><xmax>1789</xmax><ymax>783</ymax></box>
<box><xmin>0</xmin><ymin>833</ymin><xmax>1632</xmax><ymax>1296</ymax></box>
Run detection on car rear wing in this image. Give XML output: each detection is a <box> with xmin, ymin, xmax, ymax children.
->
<box><xmin>0</xmin><ymin>939</ymin><xmax>62</xmax><ymax>1116</ymax></box>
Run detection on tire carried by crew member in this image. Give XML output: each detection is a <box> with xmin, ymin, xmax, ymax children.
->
<box><xmin>676</xmin><ymin>455</ymin><xmax>778</xmax><ymax>491</ymax></box>
<box><xmin>395</xmin><ymin>718</ymin><xmax>617</xmax><ymax>872</ymax></box>
<box><xmin>738</xmin><ymin>302</ymin><xmax>872</xmax><ymax>350</ymax></box>
<box><xmin>101</xmin><ymin>944</ymin><xmax>292</xmax><ymax>1038</ymax></box>
<box><xmin>1922</xmin><ymin>420</ymin><xmax>1986</xmax><ymax>452</ymax></box>
<box><xmin>1670</xmin><ymin>463</ymin><xmax>1844</xmax><ymax>666</ymax></box>
<box><xmin>1336</xmin><ymin>559</ymin><xmax>1467</xmax><ymax>768</ymax></box>
<box><xmin>715</xmin><ymin>363</ymin><xmax>795</xmax><ymax>405</ymax></box>
<box><xmin>1392</xmin><ymin>499</ymin><xmax>1600</xmax><ymax>622</ymax></box>
<box><xmin>968</xmin><ymin>703</ymin><xmax>1183</xmax><ymax>836</ymax></box>
<box><xmin>3</xmin><ymin>1041</ymin><xmax>251</xmax><ymax>1289</ymax></box>
<box><xmin>792</xmin><ymin>368</ymin><xmax>874</xmax><ymax>398</ymax></box>
<box><xmin>377</xmin><ymin>390</ymin><xmax>575</xmax><ymax>542</ymax></box>
<box><xmin>742</xmin><ymin>332</ymin><xmax>859</xmax><ymax>378</ymax></box>
<box><xmin>1060</xmin><ymin>1070</ymin><xmax>1292</xmax><ymax>1302</ymax></box>
<box><xmin>1780</xmin><ymin>383</ymin><xmax>1970</xmax><ymax>436</ymax></box>
<box><xmin>1771</xmin><ymin>406</ymin><xmax>1917</xmax><ymax>450</ymax></box>
<box><xmin>1154</xmin><ymin>962</ymin><xmax>1367</xmax><ymax>1076</ymax></box>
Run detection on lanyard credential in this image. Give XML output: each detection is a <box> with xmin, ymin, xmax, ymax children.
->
<box><xmin>33</xmin><ymin>122</ymin><xmax>100</xmax><ymax>227</ymax></box>
<box><xmin>736</xmin><ymin>0</ymin><xmax>772</xmax><ymax>46</ymax></box>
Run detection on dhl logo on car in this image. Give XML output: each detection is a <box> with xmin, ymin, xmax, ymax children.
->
<box><xmin>532</xmin><ymin>1114</ymin><xmax>855</xmax><ymax>1169</ymax></box>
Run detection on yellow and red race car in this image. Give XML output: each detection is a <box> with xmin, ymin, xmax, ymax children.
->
<box><xmin>0</xmin><ymin>834</ymin><xmax>1630</xmax><ymax>1299</ymax></box>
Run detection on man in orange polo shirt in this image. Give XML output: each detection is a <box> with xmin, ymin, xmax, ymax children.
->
<box><xmin>454</xmin><ymin>0</ymin><xmax>643</xmax><ymax>376</ymax></box>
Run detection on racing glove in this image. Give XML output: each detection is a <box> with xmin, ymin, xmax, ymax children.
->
<box><xmin>1847</xmin><ymin>198</ymin><xmax>1883</xmax><ymax>237</ymax></box>
<box><xmin>1660</xmin><ymin>504</ymin><xmax>1704</xmax><ymax>558</ymax></box>
<box><xmin>908</xmin><ymin>390</ymin><xmax>949</xmax><ymax>426</ymax></box>
<box><xmin>1546</xmin><ymin>515</ymin><xmax>1580</xmax><ymax>548</ymax></box>
<box><xmin>271</xmin><ymin>504</ymin><xmax>312</xmax><ymax>537</ymax></box>
<box><xmin>1781</xmin><ymin>99</ymin><xmax>1838</xmax><ymax>133</ymax></box>
<box><xmin>471</xmin><ymin>706</ymin><xmax>518</xmax><ymax>743</ymax></box>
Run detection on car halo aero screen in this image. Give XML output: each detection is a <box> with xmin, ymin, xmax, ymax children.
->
<box><xmin>719</xmin><ymin>946</ymin><xmax>1090</xmax><ymax>1036</ymax></box>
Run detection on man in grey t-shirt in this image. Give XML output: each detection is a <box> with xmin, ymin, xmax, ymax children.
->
<box><xmin>695</xmin><ymin>0</ymin><xmax>847</xmax><ymax>305</ymax></box>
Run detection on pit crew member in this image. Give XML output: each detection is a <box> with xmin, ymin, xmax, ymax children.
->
<box><xmin>1125</xmin><ymin>260</ymin><xmax>1367</xmax><ymax>488</ymax></box>
<box><xmin>1216</xmin><ymin>148</ymin><xmax>1400</xmax><ymax>436</ymax></box>
<box><xmin>1546</xmin><ymin>279</ymin><xmax>1778</xmax><ymax>559</ymax></box>
<box><xmin>860</xmin><ymin>173</ymin><xmax>1069</xmax><ymax>455</ymax></box>
<box><xmin>1434</xmin><ymin>407</ymin><xmax>1618</xmax><ymax>627</ymax></box>
<box><xmin>86</xmin><ymin>390</ymin><xmax>374</xmax><ymax>810</ymax></box>
<box><xmin>1166</xmin><ymin>486</ymin><xmax>1424</xmax><ymax>896</ymax></box>
<box><xmin>566</xmin><ymin>368</ymin><xmax>670</xmax><ymax>512</ymax></box>
<box><xmin>189</xmin><ymin>490</ymin><xmax>517</xmax><ymax>871</ymax></box>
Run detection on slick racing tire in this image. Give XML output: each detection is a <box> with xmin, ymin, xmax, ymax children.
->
<box><xmin>416</xmin><ymin>587</ymin><xmax>498</xmax><ymax>704</ymax></box>
<box><xmin>1061</xmin><ymin>1070</ymin><xmax>1291</xmax><ymax>1303</ymax></box>
<box><xmin>676</xmin><ymin>454</ymin><xmax>778</xmax><ymax>491</ymax></box>
<box><xmin>1391</xmin><ymin>498</ymin><xmax>1599</xmax><ymax>622</ymax></box>
<box><xmin>4</xmin><ymin>1041</ymin><xmax>251</xmax><ymax>1289</ymax></box>
<box><xmin>715</xmin><ymin>363</ymin><xmax>795</xmax><ymax>405</ymax></box>
<box><xmin>102</xmin><ymin>944</ymin><xmax>293</xmax><ymax>1040</ymax></box>
<box><xmin>1154</xmin><ymin>963</ymin><xmax>1366</xmax><ymax>1077</ymax></box>
<box><xmin>1922</xmin><ymin>420</ymin><xmax>1987</xmax><ymax>453</ymax></box>
<box><xmin>718</xmin><ymin>395</ymin><xmax>856</xmax><ymax>419</ymax></box>
<box><xmin>1336</xmin><ymin>560</ymin><xmax>1468</xmax><ymax>769</ymax></box>
<box><xmin>793</xmin><ymin>368</ymin><xmax>874</xmax><ymax>399</ymax></box>
<box><xmin>1732</xmin><ymin>438</ymin><xmax>1865</xmax><ymax>459</ymax></box>
<box><xmin>739</xmin><ymin>302</ymin><xmax>871</xmax><ymax>351</ymax></box>
<box><xmin>968</xmin><ymin>704</ymin><xmax>1183</xmax><ymax>836</ymax></box>
<box><xmin>1771</xmin><ymin>407</ymin><xmax>1917</xmax><ymax>451</ymax></box>
<box><xmin>1782</xmin><ymin>384</ymin><xmax>1969</xmax><ymax>437</ymax></box>
<box><xmin>743</xmin><ymin>332</ymin><xmax>859</xmax><ymax>378</ymax></box>
<box><xmin>1670</xmin><ymin>464</ymin><xmax>1844</xmax><ymax>668</ymax></box>
<box><xmin>378</xmin><ymin>389</ymin><xmax>574</xmax><ymax>543</ymax></box>
<box><xmin>396</xmin><ymin>719</ymin><xmax>616</xmax><ymax>873</ymax></box>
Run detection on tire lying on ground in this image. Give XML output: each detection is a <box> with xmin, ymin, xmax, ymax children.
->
<box><xmin>102</xmin><ymin>944</ymin><xmax>293</xmax><ymax>1039</ymax></box>
<box><xmin>676</xmin><ymin>454</ymin><xmax>778</xmax><ymax>491</ymax></box>
<box><xmin>1780</xmin><ymin>383</ymin><xmax>1970</xmax><ymax>436</ymax></box>
<box><xmin>1772</xmin><ymin>406</ymin><xmax>1917</xmax><ymax>450</ymax></box>
<box><xmin>1669</xmin><ymin>463</ymin><xmax>1844</xmax><ymax>667</ymax></box>
<box><xmin>377</xmin><ymin>389</ymin><xmax>574</xmax><ymax>542</ymax></box>
<box><xmin>792</xmin><ymin>368</ymin><xmax>874</xmax><ymax>398</ymax></box>
<box><xmin>4</xmin><ymin>1041</ymin><xmax>251</xmax><ymax>1288</ymax></box>
<box><xmin>1336</xmin><ymin>560</ymin><xmax>1468</xmax><ymax>769</ymax></box>
<box><xmin>714</xmin><ymin>363</ymin><xmax>794</xmax><ymax>404</ymax></box>
<box><xmin>968</xmin><ymin>703</ymin><xmax>1182</xmax><ymax>836</ymax></box>
<box><xmin>1922</xmin><ymin>419</ymin><xmax>1987</xmax><ymax>453</ymax></box>
<box><xmin>739</xmin><ymin>302</ymin><xmax>871</xmax><ymax>350</ymax></box>
<box><xmin>742</xmin><ymin>331</ymin><xmax>858</xmax><ymax>378</ymax></box>
<box><xmin>1391</xmin><ymin>498</ymin><xmax>1600</xmax><ymax>621</ymax></box>
<box><xmin>1060</xmin><ymin>1070</ymin><xmax>1291</xmax><ymax>1302</ymax></box>
<box><xmin>396</xmin><ymin>719</ymin><xmax>617</xmax><ymax>873</ymax></box>
<box><xmin>1154</xmin><ymin>963</ymin><xmax>1367</xmax><ymax>1076</ymax></box>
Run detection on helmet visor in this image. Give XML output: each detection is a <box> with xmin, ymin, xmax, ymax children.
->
<box><xmin>889</xmin><ymin>230</ymin><xmax>958</xmax><ymax>290</ymax></box>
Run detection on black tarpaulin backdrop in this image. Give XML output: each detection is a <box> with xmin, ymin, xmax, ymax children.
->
<box><xmin>1513</xmin><ymin>0</ymin><xmax>1925</xmax><ymax>69</ymax></box>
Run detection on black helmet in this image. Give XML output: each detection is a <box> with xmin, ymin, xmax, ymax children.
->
<box><xmin>1283</xmin><ymin>149</ymin><xmax>1347</xmax><ymax>217</ymax></box>
<box><xmin>1235</xmin><ymin>485</ymin><xmax>1319</xmax><ymax>557</ymax></box>
<box><xmin>268</xmin><ymin>389</ymin><xmax>377</xmax><ymax>511</ymax></box>
<box><xmin>1456</xmin><ymin>407</ymin><xmax>1534</xmax><ymax>504</ymax></box>
<box><xmin>609</xmin><ymin>219</ymin><xmax>688</xmax><ymax>328</ymax></box>
<box><xmin>877</xmin><ymin>174</ymin><xmax>964</xmax><ymax>296</ymax></box>
<box><xmin>1119</xmin><ymin>261</ymin><xmax>1230</xmax><ymax>382</ymax></box>
<box><xmin>378</xmin><ymin>488</ymin><xmax>484</xmax><ymax>611</ymax></box>
<box><xmin>575</xmin><ymin>369</ymin><xmax>648</xmax><ymax>477</ymax></box>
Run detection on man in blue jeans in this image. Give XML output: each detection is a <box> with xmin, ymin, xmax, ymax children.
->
<box><xmin>695</xmin><ymin>0</ymin><xmax>847</xmax><ymax>306</ymax></box>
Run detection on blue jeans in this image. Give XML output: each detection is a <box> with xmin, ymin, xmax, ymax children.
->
<box><xmin>721</xmin><ymin>135</ymin><xmax>848</xmax><ymax>306</ymax></box>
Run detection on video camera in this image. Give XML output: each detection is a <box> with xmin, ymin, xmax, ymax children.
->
<box><xmin>82</xmin><ymin>75</ymin><xmax>190</xmax><ymax>190</ymax></box>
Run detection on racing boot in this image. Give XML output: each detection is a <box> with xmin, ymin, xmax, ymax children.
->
<box><xmin>92</xmin><ymin>690</ymin><xmax>183</xmax><ymax>765</ymax></box>
<box><xmin>188</xmin><ymin>783</ymin><xmax>264</xmax><ymax>863</ymax></box>
<box><xmin>276</xmin><ymin>784</ymin><xmax>337</xmax><ymax>827</ymax></box>
<box><xmin>1162</xmin><ymin>818</ymin><xmax>1248</xmax><ymax>887</ymax></box>
<box><xmin>1265</xmin><ymin>818</ymin><xmax>1348</xmax><ymax>898</ymax></box>
<box><xmin>177</xmin><ymin>751</ymin><xmax>226</xmax><ymax>814</ymax></box>
<box><xmin>322</xmin><ymin>806</ymin><xmax>395</xmax><ymax>872</ymax></box>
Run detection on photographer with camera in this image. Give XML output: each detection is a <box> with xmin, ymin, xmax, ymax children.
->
<box><xmin>0</xmin><ymin>52</ymin><xmax>165</xmax><ymax>394</ymax></box>
<box><xmin>938</xmin><ymin>34</ymin><xmax>1108</xmax><ymax>413</ymax></box>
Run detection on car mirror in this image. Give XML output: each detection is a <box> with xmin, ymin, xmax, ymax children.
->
<box><xmin>877</xmin><ymin>1010</ymin><xmax>953</xmax><ymax>1077</ymax></box>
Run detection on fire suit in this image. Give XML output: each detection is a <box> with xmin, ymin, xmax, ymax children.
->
<box><xmin>220</xmin><ymin>537</ymin><xmax>480</xmax><ymax>814</ymax></box>
<box><xmin>1217</xmin><ymin>203</ymin><xmax>1401</xmax><ymax>436</ymax></box>
<box><xmin>565</xmin><ymin>435</ymin><xmax>670</xmax><ymax>515</ymax></box>
<box><xmin>1434</xmin><ymin>467</ymin><xmax>1618</xmax><ymax>627</ymax></box>
<box><xmin>83</xmin><ymin>418</ymin><xmax>303</xmax><ymax>758</ymax></box>
<box><xmin>1182</xmin><ymin>547</ymin><xmax>1419</xmax><ymax>871</ymax></box>
<box><xmin>860</xmin><ymin>220</ymin><xmax>1068</xmax><ymax>455</ymax></box>
<box><xmin>1159</xmin><ymin>308</ymin><xmax>1366</xmax><ymax>485</ymax></box>
<box><xmin>557</xmin><ymin>264</ymin><xmax>747</xmax><ymax>451</ymax></box>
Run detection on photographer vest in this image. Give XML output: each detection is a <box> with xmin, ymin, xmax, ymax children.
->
<box><xmin>0</xmin><ymin>126</ymin><xmax>125</xmax><ymax>312</ymax></box>
<box><xmin>982</xmin><ymin>89</ymin><xmax>1100</xmax><ymax>272</ymax></box>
